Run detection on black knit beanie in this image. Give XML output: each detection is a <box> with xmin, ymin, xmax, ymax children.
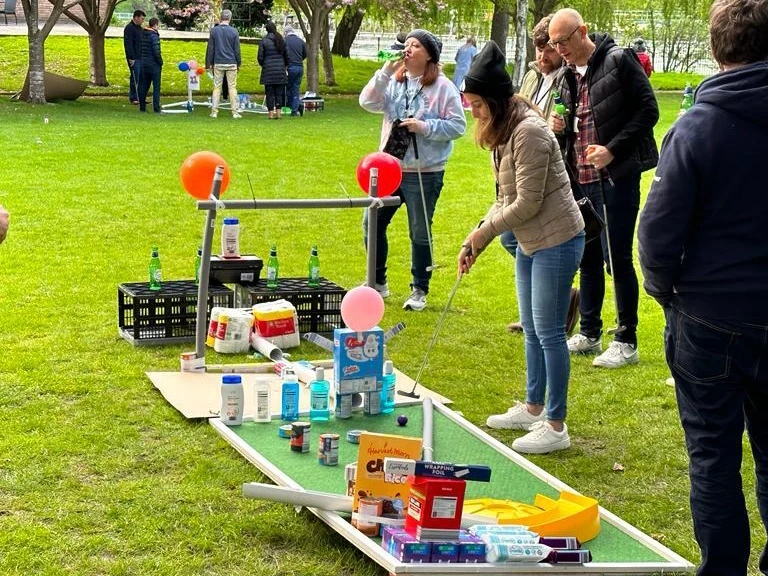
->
<box><xmin>406</xmin><ymin>29</ymin><xmax>442</xmax><ymax>63</ymax></box>
<box><xmin>462</xmin><ymin>40</ymin><xmax>514</xmax><ymax>98</ymax></box>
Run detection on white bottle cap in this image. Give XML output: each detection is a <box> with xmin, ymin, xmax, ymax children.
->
<box><xmin>384</xmin><ymin>360</ymin><xmax>393</xmax><ymax>375</ymax></box>
<box><xmin>315</xmin><ymin>366</ymin><xmax>324</xmax><ymax>381</ymax></box>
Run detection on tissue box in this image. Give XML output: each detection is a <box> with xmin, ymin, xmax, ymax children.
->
<box><xmin>333</xmin><ymin>327</ymin><xmax>383</xmax><ymax>394</ymax></box>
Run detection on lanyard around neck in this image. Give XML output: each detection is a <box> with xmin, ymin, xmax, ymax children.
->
<box><xmin>404</xmin><ymin>78</ymin><xmax>424</xmax><ymax>116</ymax></box>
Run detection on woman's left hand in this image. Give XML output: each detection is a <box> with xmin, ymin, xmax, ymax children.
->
<box><xmin>399</xmin><ymin>118</ymin><xmax>428</xmax><ymax>134</ymax></box>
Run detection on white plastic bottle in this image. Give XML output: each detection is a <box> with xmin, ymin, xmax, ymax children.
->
<box><xmin>220</xmin><ymin>374</ymin><xmax>244</xmax><ymax>425</ymax></box>
<box><xmin>221</xmin><ymin>217</ymin><xmax>241</xmax><ymax>259</ymax></box>
<box><xmin>253</xmin><ymin>379</ymin><xmax>272</xmax><ymax>423</ymax></box>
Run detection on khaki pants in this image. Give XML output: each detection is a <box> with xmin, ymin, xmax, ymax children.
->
<box><xmin>212</xmin><ymin>64</ymin><xmax>239</xmax><ymax>115</ymax></box>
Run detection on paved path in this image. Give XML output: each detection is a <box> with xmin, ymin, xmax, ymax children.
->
<box><xmin>0</xmin><ymin>23</ymin><xmax>208</xmax><ymax>39</ymax></box>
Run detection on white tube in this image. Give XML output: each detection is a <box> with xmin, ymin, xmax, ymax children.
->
<box><xmin>251</xmin><ymin>335</ymin><xmax>284</xmax><ymax>362</ymax></box>
<box><xmin>242</xmin><ymin>482</ymin><xmax>353</xmax><ymax>512</ymax></box>
<box><xmin>422</xmin><ymin>397</ymin><xmax>434</xmax><ymax>462</ymax></box>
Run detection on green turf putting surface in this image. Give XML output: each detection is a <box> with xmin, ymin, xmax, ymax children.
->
<box><xmin>229</xmin><ymin>404</ymin><xmax>668</xmax><ymax>564</ymax></box>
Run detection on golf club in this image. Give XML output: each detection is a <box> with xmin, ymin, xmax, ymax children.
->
<box><xmin>599</xmin><ymin>174</ymin><xmax>626</xmax><ymax>336</ymax></box>
<box><xmin>398</xmin><ymin>270</ymin><xmax>465</xmax><ymax>399</ymax></box>
<box><xmin>410</xmin><ymin>133</ymin><xmax>440</xmax><ymax>272</ymax></box>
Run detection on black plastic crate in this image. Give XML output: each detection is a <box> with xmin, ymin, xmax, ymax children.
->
<box><xmin>118</xmin><ymin>280</ymin><xmax>234</xmax><ymax>346</ymax></box>
<box><xmin>235</xmin><ymin>277</ymin><xmax>346</xmax><ymax>335</ymax></box>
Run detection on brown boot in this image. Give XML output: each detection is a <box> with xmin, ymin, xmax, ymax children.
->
<box><xmin>565</xmin><ymin>288</ymin><xmax>581</xmax><ymax>336</ymax></box>
<box><xmin>506</xmin><ymin>322</ymin><xmax>523</xmax><ymax>333</ymax></box>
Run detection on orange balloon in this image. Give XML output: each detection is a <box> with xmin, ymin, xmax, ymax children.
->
<box><xmin>179</xmin><ymin>151</ymin><xmax>231</xmax><ymax>200</ymax></box>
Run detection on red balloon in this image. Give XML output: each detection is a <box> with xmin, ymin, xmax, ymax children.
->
<box><xmin>196</xmin><ymin>67</ymin><xmax>205</xmax><ymax>76</ymax></box>
<box><xmin>179</xmin><ymin>151</ymin><xmax>231</xmax><ymax>200</ymax></box>
<box><xmin>356</xmin><ymin>152</ymin><xmax>402</xmax><ymax>197</ymax></box>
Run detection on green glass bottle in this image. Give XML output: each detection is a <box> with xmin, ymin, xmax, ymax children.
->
<box><xmin>194</xmin><ymin>245</ymin><xmax>203</xmax><ymax>285</ymax></box>
<box><xmin>377</xmin><ymin>49</ymin><xmax>404</xmax><ymax>62</ymax></box>
<box><xmin>266</xmin><ymin>245</ymin><xmax>279</xmax><ymax>289</ymax></box>
<box><xmin>149</xmin><ymin>246</ymin><xmax>162</xmax><ymax>291</ymax></box>
<box><xmin>307</xmin><ymin>245</ymin><xmax>320</xmax><ymax>288</ymax></box>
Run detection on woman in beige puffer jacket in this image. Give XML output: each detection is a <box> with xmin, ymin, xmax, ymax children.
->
<box><xmin>458</xmin><ymin>41</ymin><xmax>585</xmax><ymax>455</ymax></box>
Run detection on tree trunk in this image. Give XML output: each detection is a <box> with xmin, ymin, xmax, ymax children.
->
<box><xmin>512</xmin><ymin>0</ymin><xmax>527</xmax><ymax>91</ymax></box>
<box><xmin>88</xmin><ymin>29</ymin><xmax>108</xmax><ymax>85</ymax></box>
<box><xmin>321</xmin><ymin>13</ymin><xmax>336</xmax><ymax>86</ymax></box>
<box><xmin>490</xmin><ymin>1</ymin><xmax>510</xmax><ymax>59</ymax></box>
<box><xmin>330</xmin><ymin>5</ymin><xmax>363</xmax><ymax>58</ymax></box>
<box><xmin>28</xmin><ymin>33</ymin><xmax>46</xmax><ymax>104</ymax></box>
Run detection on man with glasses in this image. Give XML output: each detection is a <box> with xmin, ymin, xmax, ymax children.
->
<box><xmin>548</xmin><ymin>8</ymin><xmax>658</xmax><ymax>368</ymax></box>
<box><xmin>501</xmin><ymin>14</ymin><xmax>580</xmax><ymax>336</ymax></box>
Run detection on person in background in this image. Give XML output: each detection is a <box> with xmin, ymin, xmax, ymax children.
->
<box><xmin>638</xmin><ymin>0</ymin><xmax>768</xmax><ymax>573</ymax></box>
<box><xmin>459</xmin><ymin>41</ymin><xmax>584</xmax><ymax>454</ymax></box>
<box><xmin>502</xmin><ymin>14</ymin><xmax>580</xmax><ymax>336</ymax></box>
<box><xmin>631</xmin><ymin>38</ymin><xmax>653</xmax><ymax>77</ymax></box>
<box><xmin>452</xmin><ymin>36</ymin><xmax>477</xmax><ymax>91</ymax></box>
<box><xmin>359</xmin><ymin>28</ymin><xmax>466</xmax><ymax>311</ymax></box>
<box><xmin>548</xmin><ymin>8</ymin><xmax>659</xmax><ymax>368</ymax></box>
<box><xmin>0</xmin><ymin>205</ymin><xmax>8</xmax><ymax>245</ymax></box>
<box><xmin>391</xmin><ymin>32</ymin><xmax>407</xmax><ymax>51</ymax></box>
<box><xmin>138</xmin><ymin>17</ymin><xmax>163</xmax><ymax>114</ymax></box>
<box><xmin>123</xmin><ymin>10</ymin><xmax>145</xmax><ymax>105</ymax></box>
<box><xmin>284</xmin><ymin>25</ymin><xmax>307</xmax><ymax>116</ymax></box>
<box><xmin>259</xmin><ymin>21</ymin><xmax>288</xmax><ymax>120</ymax></box>
<box><xmin>205</xmin><ymin>9</ymin><xmax>242</xmax><ymax>119</ymax></box>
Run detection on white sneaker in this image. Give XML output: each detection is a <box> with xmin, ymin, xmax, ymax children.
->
<box><xmin>362</xmin><ymin>282</ymin><xmax>390</xmax><ymax>298</ymax></box>
<box><xmin>592</xmin><ymin>341</ymin><xmax>639</xmax><ymax>368</ymax></box>
<box><xmin>403</xmin><ymin>288</ymin><xmax>427</xmax><ymax>311</ymax></box>
<box><xmin>486</xmin><ymin>402</ymin><xmax>547</xmax><ymax>431</ymax></box>
<box><xmin>209</xmin><ymin>111</ymin><xmax>218</xmax><ymax>118</ymax></box>
<box><xmin>512</xmin><ymin>421</ymin><xmax>571</xmax><ymax>454</ymax></box>
<box><xmin>665</xmin><ymin>376</ymin><xmax>675</xmax><ymax>387</ymax></box>
<box><xmin>567</xmin><ymin>333</ymin><xmax>602</xmax><ymax>354</ymax></box>
<box><xmin>232</xmin><ymin>113</ymin><xmax>242</xmax><ymax>119</ymax></box>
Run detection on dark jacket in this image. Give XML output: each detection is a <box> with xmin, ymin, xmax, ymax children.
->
<box><xmin>123</xmin><ymin>21</ymin><xmax>143</xmax><ymax>62</ymax></box>
<box><xmin>638</xmin><ymin>62</ymin><xmax>768</xmax><ymax>323</ymax></box>
<box><xmin>563</xmin><ymin>33</ymin><xmax>659</xmax><ymax>181</ymax></box>
<box><xmin>284</xmin><ymin>33</ymin><xmax>307</xmax><ymax>67</ymax></box>
<box><xmin>258</xmin><ymin>33</ymin><xmax>287</xmax><ymax>85</ymax></box>
<box><xmin>205</xmin><ymin>23</ymin><xmax>241</xmax><ymax>67</ymax></box>
<box><xmin>140</xmin><ymin>28</ymin><xmax>163</xmax><ymax>68</ymax></box>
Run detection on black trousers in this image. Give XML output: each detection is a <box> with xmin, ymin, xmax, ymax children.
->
<box><xmin>665</xmin><ymin>306</ymin><xmax>768</xmax><ymax>576</ymax></box>
<box><xmin>576</xmin><ymin>173</ymin><xmax>641</xmax><ymax>345</ymax></box>
<box><xmin>264</xmin><ymin>83</ymin><xmax>285</xmax><ymax>111</ymax></box>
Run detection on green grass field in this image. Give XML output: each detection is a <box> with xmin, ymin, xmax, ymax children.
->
<box><xmin>0</xmin><ymin>45</ymin><xmax>761</xmax><ymax>575</ymax></box>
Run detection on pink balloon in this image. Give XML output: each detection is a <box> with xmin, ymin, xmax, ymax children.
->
<box><xmin>188</xmin><ymin>59</ymin><xmax>198</xmax><ymax>69</ymax></box>
<box><xmin>341</xmin><ymin>286</ymin><xmax>385</xmax><ymax>332</ymax></box>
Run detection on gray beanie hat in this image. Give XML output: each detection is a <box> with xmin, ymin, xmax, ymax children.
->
<box><xmin>406</xmin><ymin>29</ymin><xmax>442</xmax><ymax>63</ymax></box>
<box><xmin>632</xmin><ymin>38</ymin><xmax>647</xmax><ymax>53</ymax></box>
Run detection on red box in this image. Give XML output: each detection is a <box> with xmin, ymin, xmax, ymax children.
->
<box><xmin>404</xmin><ymin>476</ymin><xmax>466</xmax><ymax>536</ymax></box>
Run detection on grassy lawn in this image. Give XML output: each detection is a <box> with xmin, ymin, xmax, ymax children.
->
<box><xmin>0</xmin><ymin>62</ymin><xmax>761</xmax><ymax>575</ymax></box>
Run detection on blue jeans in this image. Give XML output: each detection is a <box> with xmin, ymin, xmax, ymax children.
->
<box><xmin>138</xmin><ymin>65</ymin><xmax>161</xmax><ymax>112</ymax></box>
<box><xmin>516</xmin><ymin>233</ymin><xmax>584</xmax><ymax>421</ymax></box>
<box><xmin>665</xmin><ymin>306</ymin><xmax>768</xmax><ymax>576</ymax></box>
<box><xmin>499</xmin><ymin>230</ymin><xmax>518</xmax><ymax>257</ymax></box>
<box><xmin>127</xmin><ymin>59</ymin><xmax>142</xmax><ymax>102</ymax></box>
<box><xmin>362</xmin><ymin>171</ymin><xmax>444</xmax><ymax>293</ymax></box>
<box><xmin>287</xmin><ymin>64</ymin><xmax>303</xmax><ymax>113</ymax></box>
<box><xmin>577</xmin><ymin>174</ymin><xmax>641</xmax><ymax>345</ymax></box>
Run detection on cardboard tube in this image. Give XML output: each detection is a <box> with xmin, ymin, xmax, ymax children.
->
<box><xmin>243</xmin><ymin>482</ymin><xmax>353</xmax><ymax>512</ymax></box>
<box><xmin>251</xmin><ymin>335</ymin><xmax>284</xmax><ymax>362</ymax></box>
<box><xmin>422</xmin><ymin>397</ymin><xmax>434</xmax><ymax>462</ymax></box>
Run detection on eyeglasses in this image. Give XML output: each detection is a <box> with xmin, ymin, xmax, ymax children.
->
<box><xmin>548</xmin><ymin>26</ymin><xmax>581</xmax><ymax>49</ymax></box>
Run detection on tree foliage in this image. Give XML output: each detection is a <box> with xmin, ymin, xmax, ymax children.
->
<box><xmin>225</xmin><ymin>0</ymin><xmax>275</xmax><ymax>37</ymax></box>
<box><xmin>156</xmin><ymin>0</ymin><xmax>210</xmax><ymax>31</ymax></box>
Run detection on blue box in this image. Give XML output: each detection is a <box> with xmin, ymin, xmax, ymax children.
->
<box><xmin>392</xmin><ymin>530</ymin><xmax>432</xmax><ymax>563</ymax></box>
<box><xmin>458</xmin><ymin>532</ymin><xmax>487</xmax><ymax>563</ymax></box>
<box><xmin>333</xmin><ymin>328</ymin><xmax>384</xmax><ymax>394</ymax></box>
<box><xmin>430</xmin><ymin>541</ymin><xmax>460</xmax><ymax>563</ymax></box>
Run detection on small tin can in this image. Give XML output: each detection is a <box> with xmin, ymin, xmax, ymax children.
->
<box><xmin>346</xmin><ymin>429</ymin><xmax>365</xmax><ymax>444</ymax></box>
<box><xmin>317</xmin><ymin>433</ymin><xmax>339</xmax><ymax>466</ymax></box>
<box><xmin>356</xmin><ymin>497</ymin><xmax>383</xmax><ymax>536</ymax></box>
<box><xmin>335</xmin><ymin>393</ymin><xmax>352</xmax><ymax>419</ymax></box>
<box><xmin>278</xmin><ymin>424</ymin><xmax>293</xmax><ymax>439</ymax></box>
<box><xmin>364</xmin><ymin>391</ymin><xmax>381</xmax><ymax>415</ymax></box>
<box><xmin>345</xmin><ymin>463</ymin><xmax>357</xmax><ymax>496</ymax></box>
<box><xmin>290</xmin><ymin>421</ymin><xmax>311</xmax><ymax>453</ymax></box>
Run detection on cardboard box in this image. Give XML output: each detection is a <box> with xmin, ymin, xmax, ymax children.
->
<box><xmin>389</xmin><ymin>529</ymin><xmax>432</xmax><ymax>563</ymax></box>
<box><xmin>384</xmin><ymin>458</ymin><xmax>492</xmax><ymax>482</ymax></box>
<box><xmin>405</xmin><ymin>476</ymin><xmax>466</xmax><ymax>538</ymax></box>
<box><xmin>458</xmin><ymin>532</ymin><xmax>487</xmax><ymax>563</ymax></box>
<box><xmin>353</xmin><ymin>433</ymin><xmax>422</xmax><ymax>515</ymax></box>
<box><xmin>333</xmin><ymin>328</ymin><xmax>383</xmax><ymax>395</ymax></box>
<box><xmin>430</xmin><ymin>541</ymin><xmax>460</xmax><ymax>563</ymax></box>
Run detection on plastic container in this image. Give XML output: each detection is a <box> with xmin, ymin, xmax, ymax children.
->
<box><xmin>220</xmin><ymin>374</ymin><xmax>244</xmax><ymax>425</ymax></box>
<box><xmin>381</xmin><ymin>360</ymin><xmax>396</xmax><ymax>414</ymax></box>
<box><xmin>309</xmin><ymin>367</ymin><xmax>330</xmax><ymax>422</ymax></box>
<box><xmin>281</xmin><ymin>367</ymin><xmax>299</xmax><ymax>421</ymax></box>
<box><xmin>253</xmin><ymin>379</ymin><xmax>272</xmax><ymax>423</ymax></box>
<box><xmin>221</xmin><ymin>217</ymin><xmax>240</xmax><ymax>259</ymax></box>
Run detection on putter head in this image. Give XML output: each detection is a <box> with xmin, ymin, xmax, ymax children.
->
<box><xmin>397</xmin><ymin>388</ymin><xmax>421</xmax><ymax>399</ymax></box>
<box><xmin>607</xmin><ymin>325</ymin><xmax>627</xmax><ymax>336</ymax></box>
